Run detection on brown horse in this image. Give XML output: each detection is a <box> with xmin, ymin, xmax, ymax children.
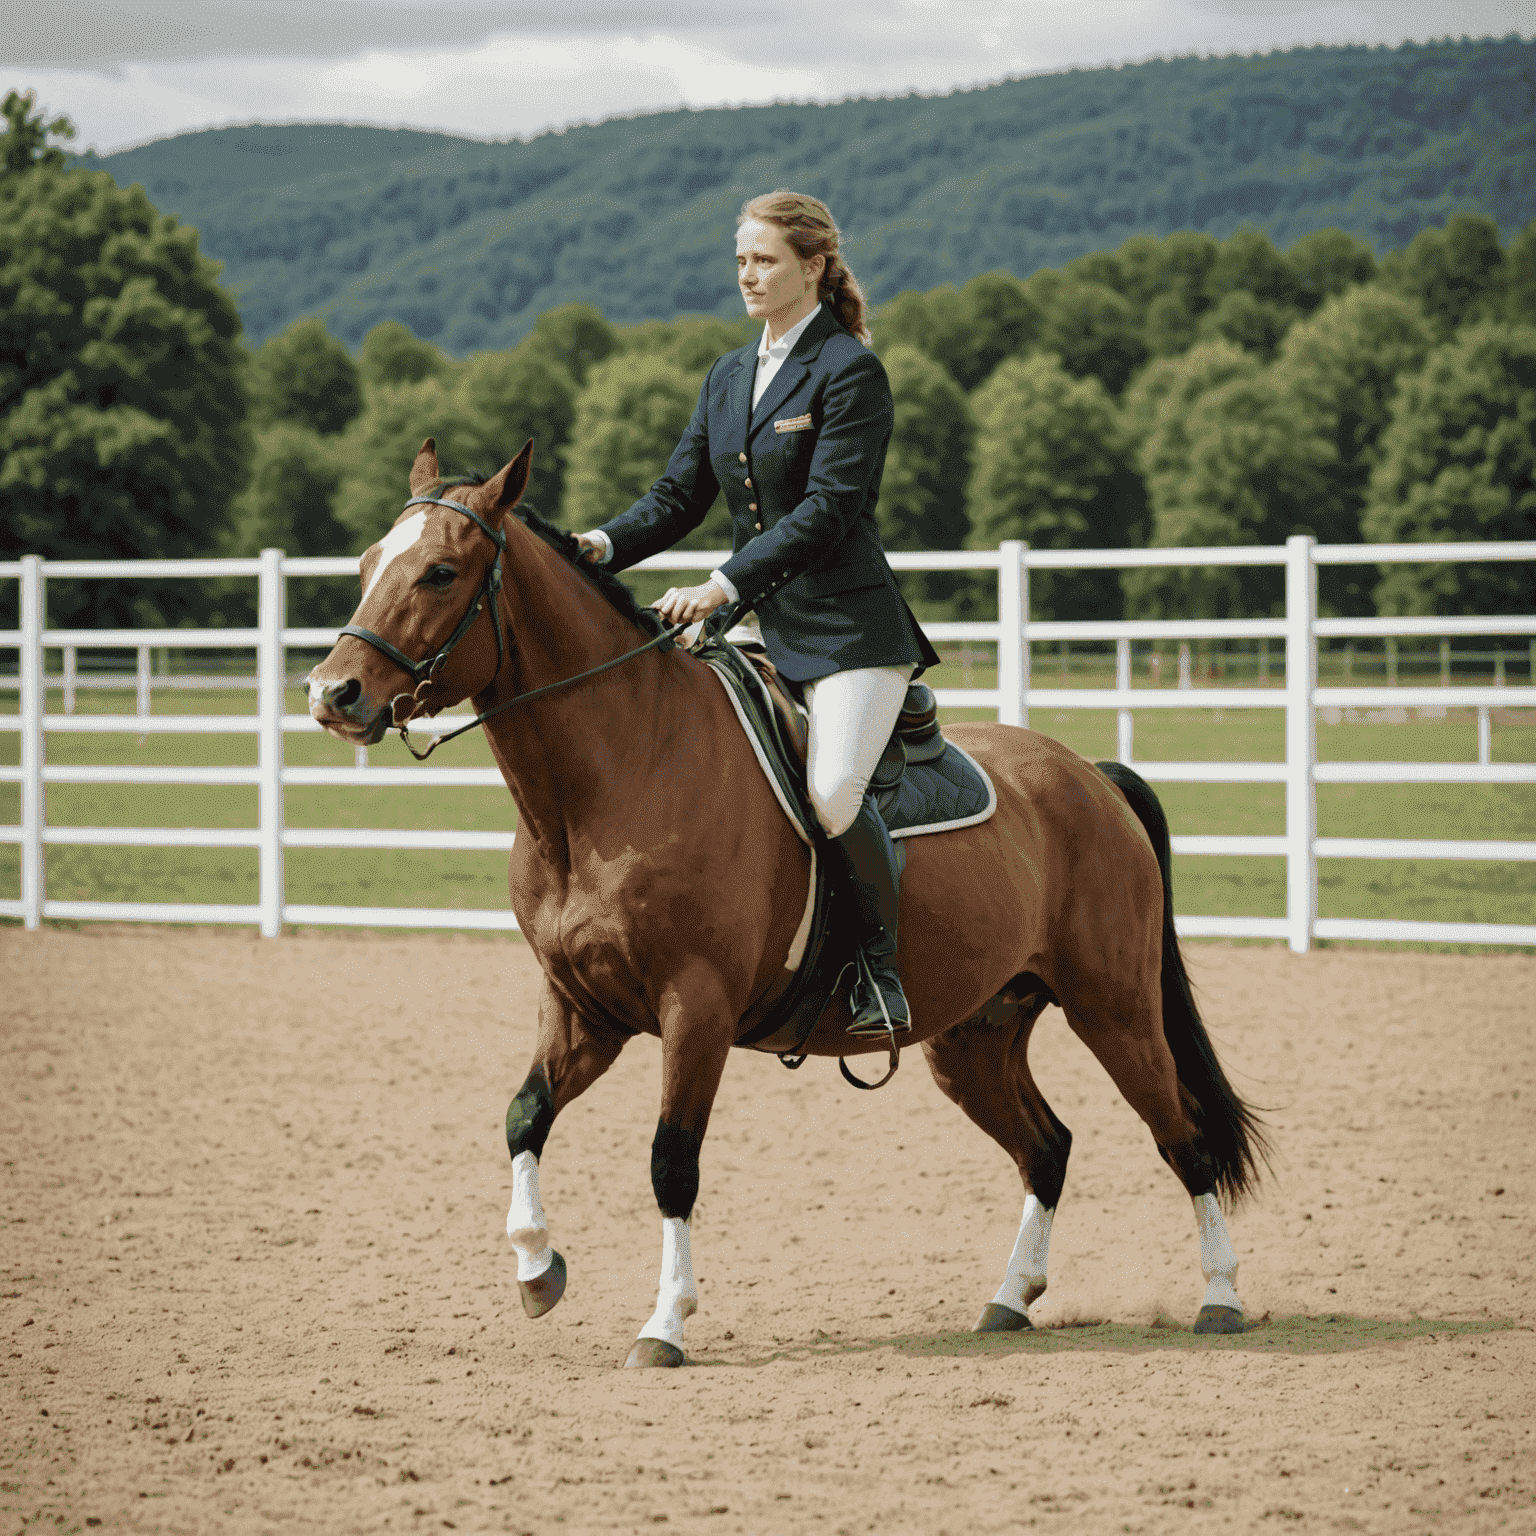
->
<box><xmin>308</xmin><ymin>440</ymin><xmax>1268</xmax><ymax>1366</ymax></box>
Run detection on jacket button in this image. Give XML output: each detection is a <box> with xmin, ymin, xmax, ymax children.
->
<box><xmin>744</xmin><ymin>478</ymin><xmax>752</xmax><ymax>488</ymax></box>
<box><xmin>738</xmin><ymin>452</ymin><xmax>747</xmax><ymax>463</ymax></box>
<box><xmin>748</xmin><ymin>502</ymin><xmax>758</xmax><ymax>512</ymax></box>
<box><xmin>755</xmin><ymin>522</ymin><xmax>762</xmax><ymax>531</ymax></box>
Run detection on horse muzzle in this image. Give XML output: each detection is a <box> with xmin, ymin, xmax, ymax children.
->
<box><xmin>307</xmin><ymin>672</ymin><xmax>393</xmax><ymax>745</ymax></box>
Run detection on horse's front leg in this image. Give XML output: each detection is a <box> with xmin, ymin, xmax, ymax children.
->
<box><xmin>626</xmin><ymin>966</ymin><xmax>735</xmax><ymax>1370</ymax></box>
<box><xmin>505</xmin><ymin>984</ymin><xmax>628</xmax><ymax>1319</ymax></box>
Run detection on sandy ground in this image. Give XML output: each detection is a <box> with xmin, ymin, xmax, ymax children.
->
<box><xmin>2</xmin><ymin>926</ymin><xmax>1533</xmax><ymax>1536</ymax></box>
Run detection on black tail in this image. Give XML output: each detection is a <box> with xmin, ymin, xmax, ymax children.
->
<box><xmin>1095</xmin><ymin>761</ymin><xmax>1271</xmax><ymax>1207</ymax></box>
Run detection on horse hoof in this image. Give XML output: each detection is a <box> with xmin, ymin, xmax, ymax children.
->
<box><xmin>973</xmin><ymin>1303</ymin><xmax>1032</xmax><ymax>1333</ymax></box>
<box><xmin>625</xmin><ymin>1337</ymin><xmax>686</xmax><ymax>1369</ymax></box>
<box><xmin>519</xmin><ymin>1250</ymin><xmax>567</xmax><ymax>1319</ymax></box>
<box><xmin>1193</xmin><ymin>1304</ymin><xmax>1244</xmax><ymax>1334</ymax></box>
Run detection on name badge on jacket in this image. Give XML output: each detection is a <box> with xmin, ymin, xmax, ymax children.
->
<box><xmin>773</xmin><ymin>413</ymin><xmax>814</xmax><ymax>434</ymax></box>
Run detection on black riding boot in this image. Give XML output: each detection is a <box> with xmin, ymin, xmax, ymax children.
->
<box><xmin>829</xmin><ymin>794</ymin><xmax>911</xmax><ymax>1037</ymax></box>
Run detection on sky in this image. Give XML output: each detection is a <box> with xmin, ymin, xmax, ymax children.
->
<box><xmin>6</xmin><ymin>0</ymin><xmax>1534</xmax><ymax>154</ymax></box>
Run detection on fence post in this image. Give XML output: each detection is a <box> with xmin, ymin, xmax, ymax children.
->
<box><xmin>20</xmin><ymin>557</ymin><xmax>45</xmax><ymax>929</ymax></box>
<box><xmin>1116</xmin><ymin>637</ymin><xmax>1133</xmax><ymax>762</ymax></box>
<box><xmin>1284</xmin><ymin>535</ymin><xmax>1317</xmax><ymax>955</ymax></box>
<box><xmin>997</xmin><ymin>540</ymin><xmax>1028</xmax><ymax>727</ymax></box>
<box><xmin>258</xmin><ymin>548</ymin><xmax>286</xmax><ymax>938</ymax></box>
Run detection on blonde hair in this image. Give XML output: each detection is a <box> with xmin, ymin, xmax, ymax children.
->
<box><xmin>738</xmin><ymin>190</ymin><xmax>870</xmax><ymax>343</ymax></box>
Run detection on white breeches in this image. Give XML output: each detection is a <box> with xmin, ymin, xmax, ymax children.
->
<box><xmin>803</xmin><ymin>664</ymin><xmax>915</xmax><ymax>837</ymax></box>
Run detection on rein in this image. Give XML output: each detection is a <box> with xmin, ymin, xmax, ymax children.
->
<box><xmin>341</xmin><ymin>495</ymin><xmax>694</xmax><ymax>762</ymax></box>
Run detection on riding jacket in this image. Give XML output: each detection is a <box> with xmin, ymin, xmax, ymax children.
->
<box><xmin>596</xmin><ymin>303</ymin><xmax>940</xmax><ymax>684</ymax></box>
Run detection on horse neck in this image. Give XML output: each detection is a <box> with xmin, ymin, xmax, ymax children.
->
<box><xmin>478</xmin><ymin>527</ymin><xmax>669</xmax><ymax>851</ymax></box>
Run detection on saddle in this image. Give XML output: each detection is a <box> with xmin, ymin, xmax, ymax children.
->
<box><xmin>693</xmin><ymin>633</ymin><xmax>996</xmax><ymax>1076</ymax></box>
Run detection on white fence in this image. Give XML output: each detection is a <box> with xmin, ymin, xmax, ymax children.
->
<box><xmin>3</xmin><ymin>536</ymin><xmax>1534</xmax><ymax>951</ymax></box>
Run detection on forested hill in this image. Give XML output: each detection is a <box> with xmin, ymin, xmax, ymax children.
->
<box><xmin>89</xmin><ymin>36</ymin><xmax>1534</xmax><ymax>352</ymax></box>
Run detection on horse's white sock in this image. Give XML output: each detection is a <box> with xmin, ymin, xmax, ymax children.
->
<box><xmin>638</xmin><ymin>1216</ymin><xmax>698</xmax><ymax>1349</ymax></box>
<box><xmin>992</xmin><ymin>1194</ymin><xmax>1053</xmax><ymax>1315</ymax></box>
<box><xmin>1193</xmin><ymin>1192</ymin><xmax>1241</xmax><ymax>1313</ymax></box>
<box><xmin>507</xmin><ymin>1151</ymin><xmax>554</xmax><ymax>1282</ymax></box>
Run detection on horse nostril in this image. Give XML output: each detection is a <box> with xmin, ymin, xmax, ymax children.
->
<box><xmin>319</xmin><ymin>677</ymin><xmax>362</xmax><ymax>709</ymax></box>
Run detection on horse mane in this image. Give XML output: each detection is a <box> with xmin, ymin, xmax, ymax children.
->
<box><xmin>430</xmin><ymin>473</ymin><xmax>662</xmax><ymax>636</ymax></box>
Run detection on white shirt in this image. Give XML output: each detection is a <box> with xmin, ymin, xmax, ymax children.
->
<box><xmin>588</xmin><ymin>304</ymin><xmax>823</xmax><ymax>608</ymax></box>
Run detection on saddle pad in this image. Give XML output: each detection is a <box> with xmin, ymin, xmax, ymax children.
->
<box><xmin>700</xmin><ymin>642</ymin><xmax>997</xmax><ymax>845</ymax></box>
<box><xmin>879</xmin><ymin>742</ymin><xmax>996</xmax><ymax>840</ymax></box>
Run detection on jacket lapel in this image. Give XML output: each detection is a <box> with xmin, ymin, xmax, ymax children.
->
<box><xmin>748</xmin><ymin>305</ymin><xmax>839</xmax><ymax>441</ymax></box>
<box><xmin>725</xmin><ymin>348</ymin><xmax>755</xmax><ymax>444</ymax></box>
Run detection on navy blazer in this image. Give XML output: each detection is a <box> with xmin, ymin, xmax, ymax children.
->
<box><xmin>597</xmin><ymin>304</ymin><xmax>940</xmax><ymax>683</ymax></box>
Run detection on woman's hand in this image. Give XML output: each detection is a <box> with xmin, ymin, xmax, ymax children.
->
<box><xmin>575</xmin><ymin>533</ymin><xmax>605</xmax><ymax>564</ymax></box>
<box><xmin>653</xmin><ymin>579</ymin><xmax>730</xmax><ymax>626</ymax></box>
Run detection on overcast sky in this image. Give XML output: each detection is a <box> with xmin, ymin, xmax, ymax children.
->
<box><xmin>6</xmin><ymin>0</ymin><xmax>1533</xmax><ymax>154</ymax></box>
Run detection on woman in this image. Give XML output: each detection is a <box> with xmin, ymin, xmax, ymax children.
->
<box><xmin>577</xmin><ymin>189</ymin><xmax>940</xmax><ymax>1037</ymax></box>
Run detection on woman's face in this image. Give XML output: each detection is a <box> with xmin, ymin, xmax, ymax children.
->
<box><xmin>736</xmin><ymin>218</ymin><xmax>823</xmax><ymax>325</ymax></box>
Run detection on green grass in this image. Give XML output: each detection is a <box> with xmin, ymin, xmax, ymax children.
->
<box><xmin>2</xmin><ymin>676</ymin><xmax>1533</xmax><ymax>940</ymax></box>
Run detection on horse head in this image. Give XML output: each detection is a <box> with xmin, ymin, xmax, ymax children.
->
<box><xmin>308</xmin><ymin>436</ymin><xmax>532</xmax><ymax>744</ymax></box>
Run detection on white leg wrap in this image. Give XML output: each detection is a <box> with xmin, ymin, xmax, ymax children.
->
<box><xmin>1192</xmin><ymin>1192</ymin><xmax>1242</xmax><ymax>1313</ymax></box>
<box><xmin>506</xmin><ymin>1151</ymin><xmax>554</xmax><ymax>1282</ymax></box>
<box><xmin>637</xmin><ymin>1216</ymin><xmax>698</xmax><ymax>1349</ymax></box>
<box><xmin>992</xmin><ymin>1194</ymin><xmax>1053</xmax><ymax>1314</ymax></box>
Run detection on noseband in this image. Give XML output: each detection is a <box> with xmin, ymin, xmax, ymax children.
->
<box><xmin>339</xmin><ymin>496</ymin><xmax>509</xmax><ymax>719</ymax></box>
<box><xmin>338</xmin><ymin>494</ymin><xmax>697</xmax><ymax>761</ymax></box>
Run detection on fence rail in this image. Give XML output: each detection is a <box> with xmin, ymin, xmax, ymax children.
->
<box><xmin>3</xmin><ymin>537</ymin><xmax>1534</xmax><ymax>950</ymax></box>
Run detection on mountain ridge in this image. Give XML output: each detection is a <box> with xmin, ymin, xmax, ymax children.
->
<box><xmin>84</xmin><ymin>35</ymin><xmax>1536</xmax><ymax>350</ymax></box>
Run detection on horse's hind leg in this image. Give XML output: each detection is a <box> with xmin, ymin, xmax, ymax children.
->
<box><xmin>1061</xmin><ymin>988</ymin><xmax>1246</xmax><ymax>1334</ymax></box>
<box><xmin>922</xmin><ymin>979</ymin><xmax>1071</xmax><ymax>1333</ymax></box>
<box><xmin>505</xmin><ymin>983</ymin><xmax>629</xmax><ymax>1320</ymax></box>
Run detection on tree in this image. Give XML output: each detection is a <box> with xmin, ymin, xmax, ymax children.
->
<box><xmin>456</xmin><ymin>341</ymin><xmax>578</xmax><ymax>516</ymax></box>
<box><xmin>1197</xmin><ymin>290</ymin><xmax>1295</xmax><ymax>358</ymax></box>
<box><xmin>877</xmin><ymin>345</ymin><xmax>973</xmax><ymax>616</ymax></box>
<box><xmin>1286</xmin><ymin>228</ymin><xmax>1376</xmax><ymax>312</ymax></box>
<box><xmin>1380</xmin><ymin>213</ymin><xmax>1507</xmax><ymax>335</ymax></box>
<box><xmin>560</xmin><ymin>352</ymin><xmax>710</xmax><ymax>539</ymax></box>
<box><xmin>359</xmin><ymin>321</ymin><xmax>448</xmax><ymax>387</ymax></box>
<box><xmin>1364</xmin><ymin>324</ymin><xmax>1536</xmax><ymax>617</ymax></box>
<box><xmin>869</xmin><ymin>285</ymin><xmax>973</xmax><ymax>385</ymax></box>
<box><xmin>252</xmin><ymin>316</ymin><xmax>363</xmax><ymax>436</ymax></box>
<box><xmin>967</xmin><ymin>353</ymin><xmax>1141</xmax><ymax>619</ymax></box>
<box><xmin>0</xmin><ymin>158</ymin><xmax>249</xmax><ymax>626</ymax></box>
<box><xmin>1030</xmin><ymin>277</ymin><xmax>1147</xmax><ymax>395</ymax></box>
<box><xmin>523</xmin><ymin>303</ymin><xmax>618</xmax><ymax>387</ymax></box>
<box><xmin>1</xmin><ymin>89</ymin><xmax>74</xmax><ymax>178</ymax></box>
<box><xmin>1269</xmin><ymin>286</ymin><xmax>1434</xmax><ymax>613</ymax></box>
<box><xmin>1504</xmin><ymin>219</ymin><xmax>1536</xmax><ymax>325</ymax></box>
<box><xmin>956</xmin><ymin>271</ymin><xmax>1042</xmax><ymax>389</ymax></box>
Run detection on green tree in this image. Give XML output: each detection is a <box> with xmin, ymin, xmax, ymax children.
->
<box><xmin>1030</xmin><ymin>276</ymin><xmax>1147</xmax><ymax>395</ymax></box>
<box><xmin>252</xmin><ymin>316</ymin><xmax>363</xmax><ymax>435</ymax></box>
<box><xmin>877</xmin><ymin>345</ymin><xmax>973</xmax><ymax>616</ymax></box>
<box><xmin>956</xmin><ymin>270</ymin><xmax>1042</xmax><ymax>389</ymax></box>
<box><xmin>359</xmin><ymin>321</ymin><xmax>448</xmax><ymax>387</ymax></box>
<box><xmin>1504</xmin><ymin>219</ymin><xmax>1536</xmax><ymax>325</ymax></box>
<box><xmin>456</xmin><ymin>341</ymin><xmax>578</xmax><ymax>516</ymax></box>
<box><xmin>1286</xmin><ymin>228</ymin><xmax>1377</xmax><ymax>312</ymax></box>
<box><xmin>1271</xmin><ymin>286</ymin><xmax>1434</xmax><ymax>613</ymax></box>
<box><xmin>1</xmin><ymin>89</ymin><xmax>75</xmax><ymax>177</ymax></box>
<box><xmin>869</xmin><ymin>285</ymin><xmax>973</xmax><ymax>384</ymax></box>
<box><xmin>0</xmin><ymin>159</ymin><xmax>249</xmax><ymax>626</ymax></box>
<box><xmin>1380</xmin><ymin>213</ymin><xmax>1507</xmax><ymax>335</ymax></box>
<box><xmin>1123</xmin><ymin>339</ymin><xmax>1260</xmax><ymax>486</ymax></box>
<box><xmin>1363</xmin><ymin>324</ymin><xmax>1536</xmax><ymax>617</ymax></box>
<box><xmin>1198</xmin><ymin>290</ymin><xmax>1295</xmax><ymax>358</ymax></box>
<box><xmin>560</xmin><ymin>352</ymin><xmax>710</xmax><ymax>542</ymax></box>
<box><xmin>967</xmin><ymin>353</ymin><xmax>1141</xmax><ymax>619</ymax></box>
<box><xmin>1205</xmin><ymin>227</ymin><xmax>1301</xmax><ymax>310</ymax></box>
<box><xmin>524</xmin><ymin>302</ymin><xmax>619</xmax><ymax>387</ymax></box>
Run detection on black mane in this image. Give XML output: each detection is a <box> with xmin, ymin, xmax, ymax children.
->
<box><xmin>431</xmin><ymin>474</ymin><xmax>661</xmax><ymax>636</ymax></box>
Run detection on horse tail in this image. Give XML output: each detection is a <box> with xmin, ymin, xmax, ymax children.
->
<box><xmin>1095</xmin><ymin>760</ymin><xmax>1271</xmax><ymax>1208</ymax></box>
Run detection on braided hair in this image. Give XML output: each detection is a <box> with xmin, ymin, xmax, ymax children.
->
<box><xmin>738</xmin><ymin>190</ymin><xmax>870</xmax><ymax>344</ymax></box>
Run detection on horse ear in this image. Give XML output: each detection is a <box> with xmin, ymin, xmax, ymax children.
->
<box><xmin>480</xmin><ymin>439</ymin><xmax>534</xmax><ymax>517</ymax></box>
<box><xmin>409</xmin><ymin>438</ymin><xmax>440</xmax><ymax>495</ymax></box>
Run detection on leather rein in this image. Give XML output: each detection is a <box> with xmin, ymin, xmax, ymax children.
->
<box><xmin>339</xmin><ymin>495</ymin><xmax>691</xmax><ymax>761</ymax></box>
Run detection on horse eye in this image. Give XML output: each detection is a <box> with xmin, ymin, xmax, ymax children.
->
<box><xmin>420</xmin><ymin>564</ymin><xmax>457</xmax><ymax>589</ymax></box>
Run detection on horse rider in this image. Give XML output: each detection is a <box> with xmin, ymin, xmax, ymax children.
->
<box><xmin>576</xmin><ymin>189</ymin><xmax>941</xmax><ymax>1039</ymax></box>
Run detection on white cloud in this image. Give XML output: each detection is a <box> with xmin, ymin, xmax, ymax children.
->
<box><xmin>6</xmin><ymin>0</ymin><xmax>1529</xmax><ymax>153</ymax></box>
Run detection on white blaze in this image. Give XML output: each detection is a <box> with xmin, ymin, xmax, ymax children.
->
<box><xmin>361</xmin><ymin>510</ymin><xmax>427</xmax><ymax>604</ymax></box>
<box><xmin>506</xmin><ymin>1150</ymin><xmax>554</xmax><ymax>1281</ymax></box>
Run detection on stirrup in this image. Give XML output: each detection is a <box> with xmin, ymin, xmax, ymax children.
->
<box><xmin>846</xmin><ymin>948</ymin><xmax>911</xmax><ymax>1040</ymax></box>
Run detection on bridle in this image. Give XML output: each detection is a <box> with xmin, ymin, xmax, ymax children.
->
<box><xmin>338</xmin><ymin>494</ymin><xmax>694</xmax><ymax>761</ymax></box>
